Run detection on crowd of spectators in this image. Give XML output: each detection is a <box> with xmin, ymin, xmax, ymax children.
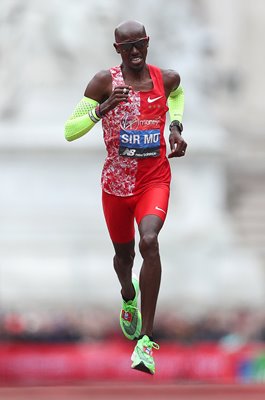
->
<box><xmin>1</xmin><ymin>307</ymin><xmax>265</xmax><ymax>346</ymax></box>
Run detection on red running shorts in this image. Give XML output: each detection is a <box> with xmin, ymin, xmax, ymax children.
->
<box><xmin>102</xmin><ymin>185</ymin><xmax>170</xmax><ymax>243</ymax></box>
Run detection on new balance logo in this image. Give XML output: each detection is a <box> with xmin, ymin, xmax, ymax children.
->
<box><xmin>147</xmin><ymin>96</ymin><xmax>162</xmax><ymax>103</ymax></box>
<box><xmin>122</xmin><ymin>148</ymin><xmax>136</xmax><ymax>156</ymax></box>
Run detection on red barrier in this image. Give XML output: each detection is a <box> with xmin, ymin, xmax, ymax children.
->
<box><xmin>0</xmin><ymin>341</ymin><xmax>265</xmax><ymax>385</ymax></box>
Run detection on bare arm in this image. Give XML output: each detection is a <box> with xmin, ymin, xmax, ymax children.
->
<box><xmin>65</xmin><ymin>70</ymin><xmax>132</xmax><ymax>141</ymax></box>
<box><xmin>161</xmin><ymin>69</ymin><xmax>181</xmax><ymax>98</ymax></box>
<box><xmin>84</xmin><ymin>70</ymin><xmax>112</xmax><ymax>103</ymax></box>
<box><xmin>84</xmin><ymin>70</ymin><xmax>131</xmax><ymax>116</ymax></box>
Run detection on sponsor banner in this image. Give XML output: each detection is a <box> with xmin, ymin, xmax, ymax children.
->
<box><xmin>1</xmin><ymin>341</ymin><xmax>265</xmax><ymax>385</ymax></box>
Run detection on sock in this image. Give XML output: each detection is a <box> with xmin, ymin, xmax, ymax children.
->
<box><xmin>122</xmin><ymin>295</ymin><xmax>133</xmax><ymax>302</ymax></box>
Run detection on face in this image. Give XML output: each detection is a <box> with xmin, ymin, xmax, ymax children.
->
<box><xmin>114</xmin><ymin>34</ymin><xmax>149</xmax><ymax>71</ymax></box>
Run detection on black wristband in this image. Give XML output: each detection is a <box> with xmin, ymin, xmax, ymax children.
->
<box><xmin>95</xmin><ymin>105</ymin><xmax>103</xmax><ymax>119</ymax></box>
<box><xmin>169</xmin><ymin>120</ymin><xmax>183</xmax><ymax>133</ymax></box>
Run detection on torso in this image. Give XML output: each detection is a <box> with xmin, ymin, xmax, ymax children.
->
<box><xmin>101</xmin><ymin>64</ymin><xmax>171</xmax><ymax>197</ymax></box>
<box><xmin>121</xmin><ymin>65</ymin><xmax>154</xmax><ymax>92</ymax></box>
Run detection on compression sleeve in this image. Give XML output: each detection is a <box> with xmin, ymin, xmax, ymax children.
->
<box><xmin>168</xmin><ymin>84</ymin><xmax>184</xmax><ymax>123</ymax></box>
<box><xmin>64</xmin><ymin>97</ymin><xmax>99</xmax><ymax>141</ymax></box>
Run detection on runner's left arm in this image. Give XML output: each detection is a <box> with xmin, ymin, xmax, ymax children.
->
<box><xmin>167</xmin><ymin>84</ymin><xmax>187</xmax><ymax>158</ymax></box>
<box><xmin>168</xmin><ymin>84</ymin><xmax>184</xmax><ymax>123</ymax></box>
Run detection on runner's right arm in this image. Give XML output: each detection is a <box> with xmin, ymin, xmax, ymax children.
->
<box><xmin>65</xmin><ymin>70</ymin><xmax>130</xmax><ymax>141</ymax></box>
<box><xmin>64</xmin><ymin>97</ymin><xmax>100</xmax><ymax>141</ymax></box>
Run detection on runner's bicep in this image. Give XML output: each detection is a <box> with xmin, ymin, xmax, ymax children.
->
<box><xmin>84</xmin><ymin>70</ymin><xmax>112</xmax><ymax>103</ymax></box>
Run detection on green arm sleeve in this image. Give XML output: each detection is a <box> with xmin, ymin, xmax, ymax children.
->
<box><xmin>64</xmin><ymin>97</ymin><xmax>99</xmax><ymax>141</ymax></box>
<box><xmin>168</xmin><ymin>84</ymin><xmax>184</xmax><ymax>123</ymax></box>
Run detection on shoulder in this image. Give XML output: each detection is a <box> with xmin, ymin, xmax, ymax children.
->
<box><xmin>160</xmin><ymin>68</ymin><xmax>181</xmax><ymax>95</ymax></box>
<box><xmin>88</xmin><ymin>69</ymin><xmax>112</xmax><ymax>86</ymax></box>
<box><xmin>84</xmin><ymin>69</ymin><xmax>112</xmax><ymax>102</ymax></box>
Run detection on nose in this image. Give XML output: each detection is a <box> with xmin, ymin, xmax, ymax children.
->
<box><xmin>131</xmin><ymin>45</ymin><xmax>139</xmax><ymax>54</ymax></box>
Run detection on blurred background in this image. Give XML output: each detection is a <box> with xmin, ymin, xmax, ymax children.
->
<box><xmin>1</xmin><ymin>0</ymin><xmax>265</xmax><ymax>386</ymax></box>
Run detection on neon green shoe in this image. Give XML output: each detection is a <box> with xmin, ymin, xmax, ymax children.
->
<box><xmin>131</xmin><ymin>335</ymin><xmax>160</xmax><ymax>375</ymax></box>
<box><xmin>120</xmin><ymin>275</ymin><xmax>142</xmax><ymax>340</ymax></box>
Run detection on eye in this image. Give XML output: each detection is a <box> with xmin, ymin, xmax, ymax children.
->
<box><xmin>116</xmin><ymin>37</ymin><xmax>149</xmax><ymax>53</ymax></box>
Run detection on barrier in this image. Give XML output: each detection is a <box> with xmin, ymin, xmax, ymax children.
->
<box><xmin>0</xmin><ymin>341</ymin><xmax>265</xmax><ymax>385</ymax></box>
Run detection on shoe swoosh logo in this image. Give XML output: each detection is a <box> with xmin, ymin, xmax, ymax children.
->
<box><xmin>155</xmin><ymin>206</ymin><xmax>166</xmax><ymax>214</ymax></box>
<box><xmin>147</xmin><ymin>96</ymin><xmax>162</xmax><ymax>103</ymax></box>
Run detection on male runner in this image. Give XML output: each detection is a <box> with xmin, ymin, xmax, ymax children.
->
<box><xmin>64</xmin><ymin>20</ymin><xmax>186</xmax><ymax>375</ymax></box>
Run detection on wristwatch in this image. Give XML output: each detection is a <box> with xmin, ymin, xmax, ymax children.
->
<box><xmin>169</xmin><ymin>120</ymin><xmax>183</xmax><ymax>133</ymax></box>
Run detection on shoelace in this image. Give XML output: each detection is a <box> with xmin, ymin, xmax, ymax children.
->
<box><xmin>142</xmin><ymin>337</ymin><xmax>160</xmax><ymax>352</ymax></box>
<box><xmin>151</xmin><ymin>341</ymin><xmax>159</xmax><ymax>350</ymax></box>
<box><xmin>148</xmin><ymin>341</ymin><xmax>159</xmax><ymax>351</ymax></box>
<box><xmin>124</xmin><ymin>302</ymin><xmax>137</xmax><ymax>313</ymax></box>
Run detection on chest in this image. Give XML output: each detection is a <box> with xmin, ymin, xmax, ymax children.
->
<box><xmin>125</xmin><ymin>77</ymin><xmax>153</xmax><ymax>92</ymax></box>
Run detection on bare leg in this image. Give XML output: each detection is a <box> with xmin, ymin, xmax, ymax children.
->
<box><xmin>113</xmin><ymin>240</ymin><xmax>136</xmax><ymax>301</ymax></box>
<box><xmin>138</xmin><ymin>215</ymin><xmax>164</xmax><ymax>337</ymax></box>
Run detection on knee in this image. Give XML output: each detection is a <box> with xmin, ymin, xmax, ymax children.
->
<box><xmin>114</xmin><ymin>251</ymin><xmax>135</xmax><ymax>270</ymax></box>
<box><xmin>139</xmin><ymin>232</ymin><xmax>159</xmax><ymax>258</ymax></box>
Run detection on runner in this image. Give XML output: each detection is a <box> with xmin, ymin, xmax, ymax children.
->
<box><xmin>65</xmin><ymin>19</ymin><xmax>186</xmax><ymax>374</ymax></box>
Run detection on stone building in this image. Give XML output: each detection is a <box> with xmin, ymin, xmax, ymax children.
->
<box><xmin>0</xmin><ymin>0</ymin><xmax>265</xmax><ymax>317</ymax></box>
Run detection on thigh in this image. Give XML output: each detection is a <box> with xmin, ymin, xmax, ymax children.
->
<box><xmin>102</xmin><ymin>190</ymin><xmax>135</xmax><ymax>243</ymax></box>
<box><xmin>134</xmin><ymin>185</ymin><xmax>170</xmax><ymax>227</ymax></box>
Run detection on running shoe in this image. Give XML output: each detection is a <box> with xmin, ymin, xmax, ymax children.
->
<box><xmin>120</xmin><ymin>275</ymin><xmax>142</xmax><ymax>340</ymax></box>
<box><xmin>131</xmin><ymin>335</ymin><xmax>160</xmax><ymax>375</ymax></box>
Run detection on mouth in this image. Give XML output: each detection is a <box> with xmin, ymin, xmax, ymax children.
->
<box><xmin>130</xmin><ymin>56</ymin><xmax>143</xmax><ymax>65</ymax></box>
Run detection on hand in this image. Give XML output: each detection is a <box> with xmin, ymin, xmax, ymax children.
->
<box><xmin>100</xmin><ymin>85</ymin><xmax>132</xmax><ymax>114</ymax></box>
<box><xmin>168</xmin><ymin>128</ymin><xmax>187</xmax><ymax>158</ymax></box>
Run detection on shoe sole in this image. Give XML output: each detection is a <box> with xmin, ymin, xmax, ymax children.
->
<box><xmin>132</xmin><ymin>361</ymin><xmax>154</xmax><ymax>375</ymax></box>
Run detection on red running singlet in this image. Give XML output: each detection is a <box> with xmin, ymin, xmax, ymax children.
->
<box><xmin>101</xmin><ymin>64</ymin><xmax>171</xmax><ymax>197</ymax></box>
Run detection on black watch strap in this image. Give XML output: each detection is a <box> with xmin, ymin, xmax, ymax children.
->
<box><xmin>169</xmin><ymin>120</ymin><xmax>183</xmax><ymax>133</ymax></box>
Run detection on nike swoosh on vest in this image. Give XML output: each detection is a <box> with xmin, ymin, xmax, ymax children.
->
<box><xmin>147</xmin><ymin>96</ymin><xmax>162</xmax><ymax>103</ymax></box>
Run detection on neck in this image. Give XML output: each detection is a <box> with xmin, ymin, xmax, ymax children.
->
<box><xmin>120</xmin><ymin>63</ymin><xmax>153</xmax><ymax>92</ymax></box>
<box><xmin>121</xmin><ymin>63</ymin><xmax>149</xmax><ymax>80</ymax></box>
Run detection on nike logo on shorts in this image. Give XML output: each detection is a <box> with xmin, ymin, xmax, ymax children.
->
<box><xmin>147</xmin><ymin>96</ymin><xmax>162</xmax><ymax>103</ymax></box>
<box><xmin>155</xmin><ymin>206</ymin><xmax>166</xmax><ymax>214</ymax></box>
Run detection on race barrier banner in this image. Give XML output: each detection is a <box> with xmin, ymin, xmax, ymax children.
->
<box><xmin>1</xmin><ymin>341</ymin><xmax>265</xmax><ymax>385</ymax></box>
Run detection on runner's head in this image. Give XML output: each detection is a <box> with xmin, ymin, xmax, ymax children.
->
<box><xmin>114</xmin><ymin>20</ymin><xmax>149</xmax><ymax>71</ymax></box>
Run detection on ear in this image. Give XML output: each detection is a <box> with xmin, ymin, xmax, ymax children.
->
<box><xmin>113</xmin><ymin>43</ymin><xmax>120</xmax><ymax>54</ymax></box>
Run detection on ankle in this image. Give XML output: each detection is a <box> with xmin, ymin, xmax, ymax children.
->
<box><xmin>138</xmin><ymin>334</ymin><xmax>153</xmax><ymax>342</ymax></box>
<box><xmin>121</xmin><ymin>285</ymin><xmax>136</xmax><ymax>302</ymax></box>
